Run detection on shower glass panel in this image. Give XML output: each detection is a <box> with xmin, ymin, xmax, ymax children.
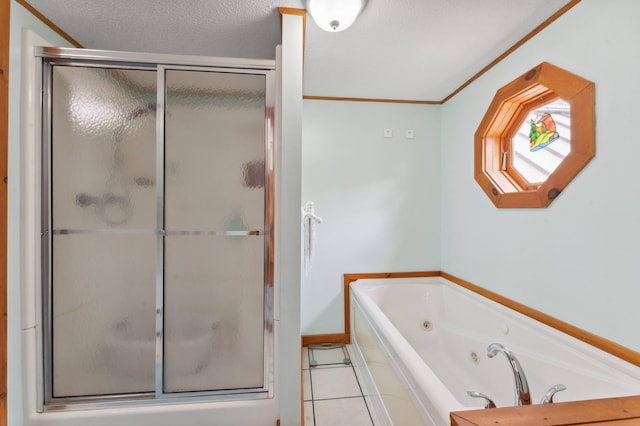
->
<box><xmin>163</xmin><ymin>69</ymin><xmax>266</xmax><ymax>392</ymax></box>
<box><xmin>49</xmin><ymin>66</ymin><xmax>157</xmax><ymax>397</ymax></box>
<box><xmin>41</xmin><ymin>48</ymin><xmax>274</xmax><ymax>408</ymax></box>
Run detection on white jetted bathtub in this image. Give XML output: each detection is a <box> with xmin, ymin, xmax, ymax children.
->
<box><xmin>349</xmin><ymin>277</ymin><xmax>640</xmax><ymax>426</ymax></box>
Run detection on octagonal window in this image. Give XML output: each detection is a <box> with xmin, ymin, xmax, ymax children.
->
<box><xmin>475</xmin><ymin>62</ymin><xmax>595</xmax><ymax>208</ymax></box>
<box><xmin>511</xmin><ymin>98</ymin><xmax>570</xmax><ymax>186</ymax></box>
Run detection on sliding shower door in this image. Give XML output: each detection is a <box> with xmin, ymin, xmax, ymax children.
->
<box><xmin>163</xmin><ymin>69</ymin><xmax>267</xmax><ymax>393</ymax></box>
<box><xmin>47</xmin><ymin>65</ymin><xmax>158</xmax><ymax>398</ymax></box>
<box><xmin>41</xmin><ymin>50</ymin><xmax>274</xmax><ymax>408</ymax></box>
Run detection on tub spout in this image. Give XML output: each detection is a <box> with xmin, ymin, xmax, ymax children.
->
<box><xmin>540</xmin><ymin>384</ymin><xmax>566</xmax><ymax>404</ymax></box>
<box><xmin>467</xmin><ymin>391</ymin><xmax>496</xmax><ymax>409</ymax></box>
<box><xmin>487</xmin><ymin>343</ymin><xmax>531</xmax><ymax>406</ymax></box>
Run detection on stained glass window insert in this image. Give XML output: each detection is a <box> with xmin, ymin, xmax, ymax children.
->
<box><xmin>511</xmin><ymin>98</ymin><xmax>571</xmax><ymax>185</ymax></box>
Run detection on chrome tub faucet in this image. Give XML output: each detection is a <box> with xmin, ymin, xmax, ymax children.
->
<box><xmin>487</xmin><ymin>343</ymin><xmax>532</xmax><ymax>406</ymax></box>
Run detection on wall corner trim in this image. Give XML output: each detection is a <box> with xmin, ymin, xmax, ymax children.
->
<box><xmin>0</xmin><ymin>0</ymin><xmax>9</xmax><ymax>423</ymax></box>
<box><xmin>279</xmin><ymin>7</ymin><xmax>306</xmax><ymax>55</ymax></box>
<box><xmin>14</xmin><ymin>0</ymin><xmax>83</xmax><ymax>48</ymax></box>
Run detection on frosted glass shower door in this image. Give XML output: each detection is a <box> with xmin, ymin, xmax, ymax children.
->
<box><xmin>48</xmin><ymin>66</ymin><xmax>157</xmax><ymax>397</ymax></box>
<box><xmin>163</xmin><ymin>69</ymin><xmax>267</xmax><ymax>393</ymax></box>
<box><xmin>43</xmin><ymin>52</ymin><xmax>273</xmax><ymax>406</ymax></box>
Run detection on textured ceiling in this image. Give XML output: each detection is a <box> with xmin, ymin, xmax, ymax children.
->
<box><xmin>25</xmin><ymin>0</ymin><xmax>576</xmax><ymax>102</ymax></box>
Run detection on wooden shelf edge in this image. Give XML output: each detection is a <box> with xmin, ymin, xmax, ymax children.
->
<box><xmin>450</xmin><ymin>395</ymin><xmax>640</xmax><ymax>426</ymax></box>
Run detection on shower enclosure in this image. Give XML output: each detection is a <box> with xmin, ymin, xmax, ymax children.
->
<box><xmin>38</xmin><ymin>47</ymin><xmax>274</xmax><ymax>408</ymax></box>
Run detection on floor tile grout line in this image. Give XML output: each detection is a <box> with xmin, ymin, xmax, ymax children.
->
<box><xmin>307</xmin><ymin>343</ymin><xmax>375</xmax><ymax>425</ymax></box>
<box><xmin>312</xmin><ymin>395</ymin><xmax>366</xmax><ymax>402</ymax></box>
<box><xmin>352</xmin><ymin>367</ymin><xmax>375</xmax><ymax>424</ymax></box>
<box><xmin>307</xmin><ymin>349</ymin><xmax>317</xmax><ymax>426</ymax></box>
<box><xmin>309</xmin><ymin>363</ymin><xmax>361</xmax><ymax>401</ymax></box>
<box><xmin>348</xmin><ymin>346</ymin><xmax>376</xmax><ymax>425</ymax></box>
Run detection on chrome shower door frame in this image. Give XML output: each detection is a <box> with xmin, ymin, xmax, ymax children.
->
<box><xmin>38</xmin><ymin>47</ymin><xmax>275</xmax><ymax>411</ymax></box>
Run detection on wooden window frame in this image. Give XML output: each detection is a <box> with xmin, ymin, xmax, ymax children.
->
<box><xmin>474</xmin><ymin>62</ymin><xmax>595</xmax><ymax>208</ymax></box>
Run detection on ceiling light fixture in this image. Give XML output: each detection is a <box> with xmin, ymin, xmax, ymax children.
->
<box><xmin>306</xmin><ymin>0</ymin><xmax>367</xmax><ymax>32</ymax></box>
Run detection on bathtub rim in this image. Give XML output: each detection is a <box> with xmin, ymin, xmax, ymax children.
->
<box><xmin>349</xmin><ymin>274</ymin><xmax>640</xmax><ymax>426</ymax></box>
<box><xmin>350</xmin><ymin>283</ymin><xmax>466</xmax><ymax>426</ymax></box>
<box><xmin>351</xmin><ymin>277</ymin><xmax>640</xmax><ymax>397</ymax></box>
<box><xmin>341</xmin><ymin>271</ymin><xmax>640</xmax><ymax>369</ymax></box>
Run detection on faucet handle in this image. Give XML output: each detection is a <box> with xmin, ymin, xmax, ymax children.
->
<box><xmin>540</xmin><ymin>384</ymin><xmax>567</xmax><ymax>404</ymax></box>
<box><xmin>467</xmin><ymin>390</ymin><xmax>497</xmax><ymax>409</ymax></box>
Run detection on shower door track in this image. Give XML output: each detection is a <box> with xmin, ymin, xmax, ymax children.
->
<box><xmin>37</xmin><ymin>47</ymin><xmax>275</xmax><ymax>411</ymax></box>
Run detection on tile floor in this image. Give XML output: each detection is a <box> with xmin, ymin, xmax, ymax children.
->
<box><xmin>302</xmin><ymin>344</ymin><xmax>378</xmax><ymax>426</ymax></box>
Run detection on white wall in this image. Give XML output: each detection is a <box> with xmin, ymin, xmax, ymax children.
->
<box><xmin>441</xmin><ymin>0</ymin><xmax>640</xmax><ymax>352</ymax></box>
<box><xmin>301</xmin><ymin>100</ymin><xmax>441</xmax><ymax>335</ymax></box>
<box><xmin>276</xmin><ymin>12</ymin><xmax>304</xmax><ymax>426</ymax></box>
<box><xmin>8</xmin><ymin>3</ymin><xmax>74</xmax><ymax>424</ymax></box>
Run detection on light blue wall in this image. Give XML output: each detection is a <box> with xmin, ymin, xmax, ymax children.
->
<box><xmin>8</xmin><ymin>3</ymin><xmax>74</xmax><ymax>424</ymax></box>
<box><xmin>302</xmin><ymin>0</ymin><xmax>640</xmax><ymax>354</ymax></box>
<box><xmin>301</xmin><ymin>100</ymin><xmax>441</xmax><ymax>335</ymax></box>
<box><xmin>441</xmin><ymin>0</ymin><xmax>640</xmax><ymax>352</ymax></box>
